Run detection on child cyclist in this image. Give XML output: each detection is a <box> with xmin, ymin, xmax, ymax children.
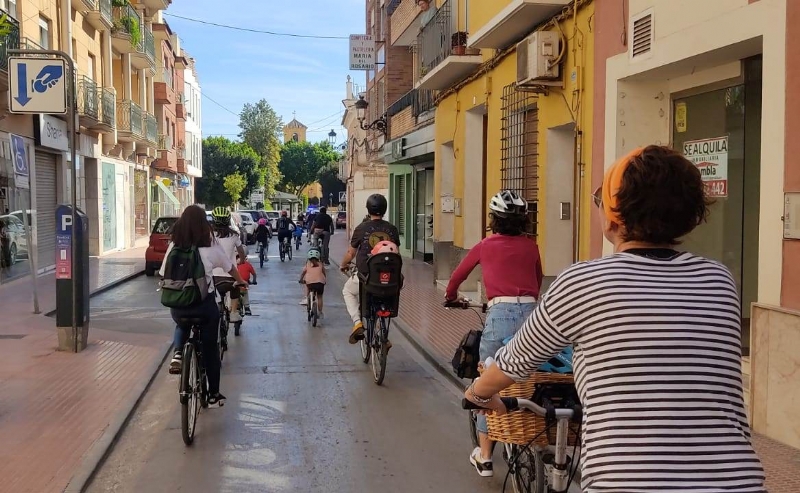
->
<box><xmin>299</xmin><ymin>248</ymin><xmax>326</xmax><ymax>318</ymax></box>
<box><xmin>236</xmin><ymin>254</ymin><xmax>257</xmax><ymax>315</ymax></box>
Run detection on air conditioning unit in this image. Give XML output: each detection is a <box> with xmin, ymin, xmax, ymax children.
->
<box><xmin>516</xmin><ymin>31</ymin><xmax>561</xmax><ymax>86</ymax></box>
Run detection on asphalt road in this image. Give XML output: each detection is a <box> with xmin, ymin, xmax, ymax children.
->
<box><xmin>85</xmin><ymin>248</ymin><xmax>505</xmax><ymax>493</ymax></box>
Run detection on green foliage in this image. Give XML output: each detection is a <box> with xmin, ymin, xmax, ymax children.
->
<box><xmin>238</xmin><ymin>99</ymin><xmax>283</xmax><ymax>198</ymax></box>
<box><xmin>111</xmin><ymin>0</ymin><xmax>129</xmax><ymax>6</ymax></box>
<box><xmin>223</xmin><ymin>173</ymin><xmax>247</xmax><ymax>206</ymax></box>
<box><xmin>318</xmin><ymin>163</ymin><xmax>345</xmax><ymax>206</ymax></box>
<box><xmin>0</xmin><ymin>14</ymin><xmax>14</xmax><ymax>38</ymax></box>
<box><xmin>278</xmin><ymin>141</ymin><xmax>340</xmax><ymax>197</ymax></box>
<box><xmin>301</xmin><ymin>194</ymin><xmax>309</xmax><ymax>209</ymax></box>
<box><xmin>196</xmin><ymin>137</ymin><xmax>261</xmax><ymax>207</ymax></box>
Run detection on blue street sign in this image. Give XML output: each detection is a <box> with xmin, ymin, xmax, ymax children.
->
<box><xmin>10</xmin><ymin>134</ymin><xmax>29</xmax><ymax>190</ymax></box>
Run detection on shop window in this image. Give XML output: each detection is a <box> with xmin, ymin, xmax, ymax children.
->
<box><xmin>500</xmin><ymin>83</ymin><xmax>539</xmax><ymax>236</ymax></box>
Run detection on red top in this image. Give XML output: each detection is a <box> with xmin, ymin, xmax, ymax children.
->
<box><xmin>237</xmin><ymin>261</ymin><xmax>256</xmax><ymax>282</ymax></box>
<box><xmin>445</xmin><ymin>234</ymin><xmax>543</xmax><ymax>301</ymax></box>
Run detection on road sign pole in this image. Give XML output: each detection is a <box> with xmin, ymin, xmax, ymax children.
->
<box><xmin>9</xmin><ymin>49</ymin><xmax>79</xmax><ymax>349</ymax></box>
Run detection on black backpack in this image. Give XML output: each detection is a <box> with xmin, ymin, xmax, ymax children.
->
<box><xmin>160</xmin><ymin>246</ymin><xmax>208</xmax><ymax>308</ymax></box>
<box><xmin>452</xmin><ymin>329</ymin><xmax>482</xmax><ymax>379</ymax></box>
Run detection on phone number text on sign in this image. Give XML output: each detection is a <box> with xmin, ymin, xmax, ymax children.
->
<box><xmin>683</xmin><ymin>136</ymin><xmax>728</xmax><ymax>198</ymax></box>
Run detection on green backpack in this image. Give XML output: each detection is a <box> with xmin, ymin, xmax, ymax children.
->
<box><xmin>160</xmin><ymin>246</ymin><xmax>209</xmax><ymax>308</ymax></box>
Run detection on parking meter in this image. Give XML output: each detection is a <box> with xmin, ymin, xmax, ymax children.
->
<box><xmin>55</xmin><ymin>205</ymin><xmax>90</xmax><ymax>352</ymax></box>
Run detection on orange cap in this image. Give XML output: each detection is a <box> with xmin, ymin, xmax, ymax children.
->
<box><xmin>602</xmin><ymin>147</ymin><xmax>644</xmax><ymax>225</ymax></box>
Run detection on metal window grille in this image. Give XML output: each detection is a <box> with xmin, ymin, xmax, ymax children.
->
<box><xmin>397</xmin><ymin>174</ymin><xmax>406</xmax><ymax>233</ymax></box>
<box><xmin>500</xmin><ymin>83</ymin><xmax>539</xmax><ymax>236</ymax></box>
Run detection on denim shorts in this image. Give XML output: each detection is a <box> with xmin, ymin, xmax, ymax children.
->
<box><xmin>477</xmin><ymin>301</ymin><xmax>537</xmax><ymax>434</ymax></box>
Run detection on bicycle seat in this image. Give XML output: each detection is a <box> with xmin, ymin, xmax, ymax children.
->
<box><xmin>177</xmin><ymin>317</ymin><xmax>206</xmax><ymax>328</ymax></box>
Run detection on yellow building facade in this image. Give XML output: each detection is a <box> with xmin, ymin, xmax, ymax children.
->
<box><xmin>428</xmin><ymin>0</ymin><xmax>595</xmax><ymax>286</ymax></box>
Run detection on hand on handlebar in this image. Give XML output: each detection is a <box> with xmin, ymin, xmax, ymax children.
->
<box><xmin>234</xmin><ymin>282</ymin><xmax>248</xmax><ymax>290</ymax></box>
<box><xmin>463</xmin><ymin>384</ymin><xmax>510</xmax><ymax>416</ymax></box>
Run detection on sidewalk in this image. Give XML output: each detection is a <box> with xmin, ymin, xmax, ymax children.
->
<box><xmin>0</xmin><ymin>246</ymin><xmax>172</xmax><ymax>493</ymax></box>
<box><xmin>328</xmin><ymin>233</ymin><xmax>800</xmax><ymax>492</ymax></box>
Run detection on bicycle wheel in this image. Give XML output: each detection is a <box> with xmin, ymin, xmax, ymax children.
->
<box><xmin>259</xmin><ymin>247</ymin><xmax>264</xmax><ymax>268</ymax></box>
<box><xmin>371</xmin><ymin>317</ymin><xmax>389</xmax><ymax>385</ymax></box>
<box><xmin>509</xmin><ymin>444</ymin><xmax>546</xmax><ymax>493</ymax></box>
<box><xmin>311</xmin><ymin>294</ymin><xmax>318</xmax><ymax>327</ymax></box>
<box><xmin>468</xmin><ymin>407</ymin><xmax>480</xmax><ymax>448</ymax></box>
<box><xmin>280</xmin><ymin>242</ymin><xmax>285</xmax><ymax>262</ymax></box>
<box><xmin>287</xmin><ymin>242</ymin><xmax>293</xmax><ymax>260</ymax></box>
<box><xmin>218</xmin><ymin>308</ymin><xmax>228</xmax><ymax>362</ymax></box>
<box><xmin>360</xmin><ymin>316</ymin><xmax>372</xmax><ymax>364</ymax></box>
<box><xmin>180</xmin><ymin>343</ymin><xmax>200</xmax><ymax>446</ymax></box>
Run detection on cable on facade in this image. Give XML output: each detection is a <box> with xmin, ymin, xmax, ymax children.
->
<box><xmin>163</xmin><ymin>13</ymin><xmax>350</xmax><ymax>39</ymax></box>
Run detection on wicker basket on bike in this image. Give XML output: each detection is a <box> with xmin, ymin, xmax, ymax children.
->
<box><xmin>358</xmin><ymin>244</ymin><xmax>403</xmax><ymax>318</ymax></box>
<box><xmin>484</xmin><ymin>367</ymin><xmax>579</xmax><ymax>447</ymax></box>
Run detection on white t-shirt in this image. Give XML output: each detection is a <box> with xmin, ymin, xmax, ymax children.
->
<box><xmin>211</xmin><ymin>233</ymin><xmax>242</xmax><ymax>277</ymax></box>
<box><xmin>159</xmin><ymin>243</ymin><xmax>234</xmax><ymax>293</ymax></box>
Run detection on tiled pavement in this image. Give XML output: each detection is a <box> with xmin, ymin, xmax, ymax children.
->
<box><xmin>0</xmin><ymin>247</ymin><xmax>171</xmax><ymax>493</ymax></box>
<box><xmin>329</xmin><ymin>232</ymin><xmax>800</xmax><ymax>492</ymax></box>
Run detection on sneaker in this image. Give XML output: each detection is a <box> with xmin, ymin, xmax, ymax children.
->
<box><xmin>348</xmin><ymin>321</ymin><xmax>365</xmax><ymax>344</ymax></box>
<box><xmin>300</xmin><ymin>298</ymin><xmax>308</xmax><ymax>306</ymax></box>
<box><xmin>318</xmin><ymin>312</ymin><xmax>324</xmax><ymax>320</ymax></box>
<box><xmin>169</xmin><ymin>351</ymin><xmax>182</xmax><ymax>374</ymax></box>
<box><xmin>230</xmin><ymin>311</ymin><xmax>242</xmax><ymax>323</ymax></box>
<box><xmin>469</xmin><ymin>447</ymin><xmax>493</xmax><ymax>477</ymax></box>
<box><xmin>244</xmin><ymin>307</ymin><xmax>252</xmax><ymax>316</ymax></box>
<box><xmin>207</xmin><ymin>393</ymin><xmax>226</xmax><ymax>408</ymax></box>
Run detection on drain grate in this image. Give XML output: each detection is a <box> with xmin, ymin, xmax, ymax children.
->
<box><xmin>0</xmin><ymin>334</ymin><xmax>26</xmax><ymax>340</ymax></box>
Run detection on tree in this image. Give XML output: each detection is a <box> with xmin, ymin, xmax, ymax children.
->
<box><xmin>239</xmin><ymin>99</ymin><xmax>283</xmax><ymax>198</ymax></box>
<box><xmin>277</xmin><ymin>141</ymin><xmax>340</xmax><ymax>197</ymax></box>
<box><xmin>196</xmin><ymin>137</ymin><xmax>261</xmax><ymax>207</ymax></box>
<box><xmin>318</xmin><ymin>163</ymin><xmax>346</xmax><ymax>206</ymax></box>
<box><xmin>223</xmin><ymin>173</ymin><xmax>247</xmax><ymax>206</ymax></box>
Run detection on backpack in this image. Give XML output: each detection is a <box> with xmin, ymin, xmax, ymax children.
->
<box><xmin>452</xmin><ymin>329</ymin><xmax>482</xmax><ymax>379</ymax></box>
<box><xmin>160</xmin><ymin>246</ymin><xmax>209</xmax><ymax>308</ymax></box>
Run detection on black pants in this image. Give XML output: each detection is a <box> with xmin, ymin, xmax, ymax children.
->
<box><xmin>277</xmin><ymin>231</ymin><xmax>291</xmax><ymax>248</ymax></box>
<box><xmin>170</xmin><ymin>294</ymin><xmax>222</xmax><ymax>395</ymax></box>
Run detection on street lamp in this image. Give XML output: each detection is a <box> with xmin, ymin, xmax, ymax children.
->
<box><xmin>355</xmin><ymin>95</ymin><xmax>387</xmax><ymax>135</ymax></box>
<box><xmin>328</xmin><ymin>129</ymin><xmax>337</xmax><ymax>146</ymax></box>
<box><xmin>329</xmin><ymin>193</ymin><xmax>334</xmax><ymax>206</ymax></box>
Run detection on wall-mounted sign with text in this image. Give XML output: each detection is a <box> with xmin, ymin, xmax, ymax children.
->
<box><xmin>683</xmin><ymin>136</ymin><xmax>728</xmax><ymax>198</ymax></box>
<box><xmin>349</xmin><ymin>35</ymin><xmax>375</xmax><ymax>70</ymax></box>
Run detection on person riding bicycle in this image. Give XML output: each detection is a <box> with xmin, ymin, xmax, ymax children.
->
<box><xmin>340</xmin><ymin>193</ymin><xmax>400</xmax><ymax>345</ymax></box>
<box><xmin>159</xmin><ymin>205</ymin><xmax>248</xmax><ymax>406</ymax></box>
<box><xmin>296</xmin><ymin>212</ymin><xmax>306</xmax><ymax>229</ymax></box>
<box><xmin>276</xmin><ymin>210</ymin><xmax>296</xmax><ymax>251</ymax></box>
<box><xmin>311</xmin><ymin>206</ymin><xmax>334</xmax><ymax>265</ymax></box>
<box><xmin>254</xmin><ymin>218</ymin><xmax>272</xmax><ymax>262</ymax></box>
<box><xmin>210</xmin><ymin>207</ymin><xmax>247</xmax><ymax>328</ymax></box>
<box><xmin>466</xmin><ymin>146</ymin><xmax>766</xmax><ymax>492</ymax></box>
<box><xmin>305</xmin><ymin>210</ymin><xmax>317</xmax><ymax>242</ymax></box>
<box><xmin>299</xmin><ymin>248</ymin><xmax>326</xmax><ymax>318</ymax></box>
<box><xmin>236</xmin><ymin>254</ymin><xmax>256</xmax><ymax>316</ymax></box>
<box><xmin>445</xmin><ymin>189</ymin><xmax>544</xmax><ymax>478</ymax></box>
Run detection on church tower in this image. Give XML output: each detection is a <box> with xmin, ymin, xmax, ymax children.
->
<box><xmin>283</xmin><ymin>112</ymin><xmax>308</xmax><ymax>143</ymax></box>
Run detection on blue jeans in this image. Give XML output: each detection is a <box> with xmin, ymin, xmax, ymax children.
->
<box><xmin>477</xmin><ymin>301</ymin><xmax>537</xmax><ymax>434</ymax></box>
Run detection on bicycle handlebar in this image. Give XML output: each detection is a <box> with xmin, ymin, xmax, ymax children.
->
<box><xmin>461</xmin><ymin>397</ymin><xmax>580</xmax><ymax>421</ymax></box>
<box><xmin>444</xmin><ymin>299</ymin><xmax>488</xmax><ymax>313</ymax></box>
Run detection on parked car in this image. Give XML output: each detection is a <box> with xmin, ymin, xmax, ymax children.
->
<box><xmin>0</xmin><ymin>215</ymin><xmax>28</xmax><ymax>267</ymax></box>
<box><xmin>336</xmin><ymin>211</ymin><xmax>347</xmax><ymax>229</ymax></box>
<box><xmin>230</xmin><ymin>213</ymin><xmax>248</xmax><ymax>245</ymax></box>
<box><xmin>145</xmin><ymin>216</ymin><xmax>178</xmax><ymax>276</ymax></box>
<box><xmin>265</xmin><ymin>211</ymin><xmax>280</xmax><ymax>231</ymax></box>
<box><xmin>238</xmin><ymin>213</ymin><xmax>256</xmax><ymax>244</ymax></box>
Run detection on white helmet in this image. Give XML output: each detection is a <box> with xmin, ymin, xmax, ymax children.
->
<box><xmin>489</xmin><ymin>190</ymin><xmax>528</xmax><ymax>217</ymax></box>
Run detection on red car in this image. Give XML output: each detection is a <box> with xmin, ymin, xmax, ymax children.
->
<box><xmin>145</xmin><ymin>216</ymin><xmax>178</xmax><ymax>276</ymax></box>
<box><xmin>336</xmin><ymin>211</ymin><xmax>347</xmax><ymax>229</ymax></box>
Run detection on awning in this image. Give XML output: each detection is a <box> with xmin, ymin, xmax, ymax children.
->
<box><xmin>154</xmin><ymin>179</ymin><xmax>180</xmax><ymax>207</ymax></box>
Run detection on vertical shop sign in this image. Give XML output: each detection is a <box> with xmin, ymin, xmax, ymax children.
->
<box><xmin>683</xmin><ymin>136</ymin><xmax>728</xmax><ymax>198</ymax></box>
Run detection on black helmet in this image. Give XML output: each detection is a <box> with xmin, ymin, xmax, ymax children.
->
<box><xmin>320</xmin><ymin>206</ymin><xmax>327</xmax><ymax>214</ymax></box>
<box><xmin>366</xmin><ymin>194</ymin><xmax>387</xmax><ymax>216</ymax></box>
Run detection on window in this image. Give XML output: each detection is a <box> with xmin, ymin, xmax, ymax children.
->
<box><xmin>377</xmin><ymin>45</ymin><xmax>385</xmax><ymax>70</ymax></box>
<box><xmin>88</xmin><ymin>54</ymin><xmax>96</xmax><ymax>81</ymax></box>
<box><xmin>1</xmin><ymin>0</ymin><xmax>18</xmax><ymax>18</ymax></box>
<box><xmin>500</xmin><ymin>84</ymin><xmax>539</xmax><ymax>236</ymax></box>
<box><xmin>39</xmin><ymin>17</ymin><xmax>51</xmax><ymax>50</ymax></box>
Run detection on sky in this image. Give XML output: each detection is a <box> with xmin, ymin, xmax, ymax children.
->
<box><xmin>164</xmin><ymin>0</ymin><xmax>367</xmax><ymax>145</ymax></box>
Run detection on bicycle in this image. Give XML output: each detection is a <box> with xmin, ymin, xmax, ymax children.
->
<box><xmin>300</xmin><ymin>280</ymin><xmax>320</xmax><ymax>327</ymax></box>
<box><xmin>279</xmin><ymin>236</ymin><xmax>293</xmax><ymax>262</ymax></box>
<box><xmin>176</xmin><ymin>317</ymin><xmax>210</xmax><ymax>446</ymax></box>
<box><xmin>462</xmin><ymin>396</ymin><xmax>582</xmax><ymax>493</ymax></box>
<box><xmin>257</xmin><ymin>240</ymin><xmax>268</xmax><ymax>268</ymax></box>
<box><xmin>294</xmin><ymin>227</ymin><xmax>304</xmax><ymax>250</ymax></box>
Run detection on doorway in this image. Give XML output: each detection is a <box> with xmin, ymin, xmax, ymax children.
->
<box><xmin>415</xmin><ymin>168</ymin><xmax>434</xmax><ymax>263</ymax></box>
<box><xmin>544</xmin><ymin>123</ymin><xmax>575</xmax><ymax>276</ymax></box>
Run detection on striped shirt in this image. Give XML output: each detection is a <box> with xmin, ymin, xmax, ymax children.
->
<box><xmin>494</xmin><ymin>251</ymin><xmax>766</xmax><ymax>492</ymax></box>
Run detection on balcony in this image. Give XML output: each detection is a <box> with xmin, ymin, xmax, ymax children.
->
<box><xmin>87</xmin><ymin>0</ymin><xmax>113</xmax><ymax>32</ymax></box>
<box><xmin>390</xmin><ymin>0</ymin><xmax>425</xmax><ymax>46</ymax></box>
<box><xmin>144</xmin><ymin>113</ymin><xmax>158</xmax><ymax>146</ymax></box>
<box><xmin>141</xmin><ymin>0</ymin><xmax>172</xmax><ymax>10</ymax></box>
<box><xmin>111</xmin><ymin>4</ymin><xmax>141</xmax><ymax>54</ymax></box>
<box><xmin>77</xmin><ymin>75</ymin><xmax>100</xmax><ymax>126</ymax></box>
<box><xmin>416</xmin><ymin>0</ymin><xmax>481</xmax><ymax>91</ymax></box>
<box><xmin>93</xmin><ymin>87</ymin><xmax>116</xmax><ymax>133</ymax></box>
<box><xmin>387</xmin><ymin>89</ymin><xmax>436</xmax><ymax>139</ymax></box>
<box><xmin>176</xmin><ymin>93</ymin><xmax>186</xmax><ymax>119</ymax></box>
<box><xmin>176</xmin><ymin>146</ymin><xmax>192</xmax><ymax>174</ymax></box>
<box><xmin>131</xmin><ymin>25</ymin><xmax>155</xmax><ymax>70</ymax></box>
<box><xmin>117</xmin><ymin>99</ymin><xmax>144</xmax><ymax>141</ymax></box>
<box><xmin>468</xmin><ymin>0</ymin><xmax>570</xmax><ymax>50</ymax></box>
<box><xmin>154</xmin><ymin>67</ymin><xmax>175</xmax><ymax>105</ymax></box>
<box><xmin>154</xmin><ymin>134</ymin><xmax>177</xmax><ymax>172</ymax></box>
<box><xmin>157</xmin><ymin>134</ymin><xmax>173</xmax><ymax>150</ymax></box>
<box><xmin>76</xmin><ymin>0</ymin><xmax>93</xmax><ymax>14</ymax></box>
<box><xmin>0</xmin><ymin>9</ymin><xmax>20</xmax><ymax>89</ymax></box>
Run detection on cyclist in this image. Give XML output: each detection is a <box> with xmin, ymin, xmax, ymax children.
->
<box><xmin>466</xmin><ymin>146</ymin><xmax>765</xmax><ymax>492</ymax></box>
<box><xmin>296</xmin><ymin>211</ymin><xmax>306</xmax><ymax>229</ymax></box>
<box><xmin>211</xmin><ymin>207</ymin><xmax>246</xmax><ymax>328</ymax></box>
<box><xmin>236</xmin><ymin>253</ymin><xmax>256</xmax><ymax>315</ymax></box>
<box><xmin>311</xmin><ymin>206</ymin><xmax>334</xmax><ymax>265</ymax></box>
<box><xmin>299</xmin><ymin>248</ymin><xmax>326</xmax><ymax>318</ymax></box>
<box><xmin>340</xmin><ymin>194</ymin><xmax>400</xmax><ymax>344</ymax></box>
<box><xmin>445</xmin><ymin>190</ymin><xmax>543</xmax><ymax>477</ymax></box>
<box><xmin>305</xmin><ymin>210</ymin><xmax>317</xmax><ymax>243</ymax></box>
<box><xmin>276</xmin><ymin>210</ymin><xmax>296</xmax><ymax>254</ymax></box>
<box><xmin>254</xmin><ymin>218</ymin><xmax>272</xmax><ymax>262</ymax></box>
<box><xmin>160</xmin><ymin>205</ymin><xmax>248</xmax><ymax>406</ymax></box>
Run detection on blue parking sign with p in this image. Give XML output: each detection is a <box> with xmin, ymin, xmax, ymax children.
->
<box><xmin>10</xmin><ymin>133</ymin><xmax>29</xmax><ymax>189</ymax></box>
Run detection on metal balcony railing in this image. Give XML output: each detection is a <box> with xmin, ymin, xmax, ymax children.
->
<box><xmin>98</xmin><ymin>0</ymin><xmax>112</xmax><ymax>26</ymax></box>
<box><xmin>145</xmin><ymin>113</ymin><xmax>157</xmax><ymax>143</ymax></box>
<box><xmin>117</xmin><ymin>99</ymin><xmax>143</xmax><ymax>136</ymax></box>
<box><xmin>387</xmin><ymin>89</ymin><xmax>437</xmax><ymax>118</ymax></box>
<box><xmin>77</xmin><ymin>75</ymin><xmax>100</xmax><ymax>120</ymax></box>
<box><xmin>157</xmin><ymin>134</ymin><xmax>173</xmax><ymax>150</ymax></box>
<box><xmin>100</xmin><ymin>88</ymin><xmax>115</xmax><ymax>127</ymax></box>
<box><xmin>82</xmin><ymin>0</ymin><xmax>97</xmax><ymax>9</ymax></box>
<box><xmin>156</xmin><ymin>67</ymin><xmax>173</xmax><ymax>88</ymax></box>
<box><xmin>176</xmin><ymin>146</ymin><xmax>185</xmax><ymax>159</ymax></box>
<box><xmin>387</xmin><ymin>0</ymin><xmax>402</xmax><ymax>16</ymax></box>
<box><xmin>0</xmin><ymin>9</ymin><xmax>20</xmax><ymax>72</ymax></box>
<box><xmin>140</xmin><ymin>25</ymin><xmax>155</xmax><ymax>62</ymax></box>
<box><xmin>112</xmin><ymin>4</ymin><xmax>140</xmax><ymax>40</ymax></box>
<box><xmin>418</xmin><ymin>0</ymin><xmax>453</xmax><ymax>76</ymax></box>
